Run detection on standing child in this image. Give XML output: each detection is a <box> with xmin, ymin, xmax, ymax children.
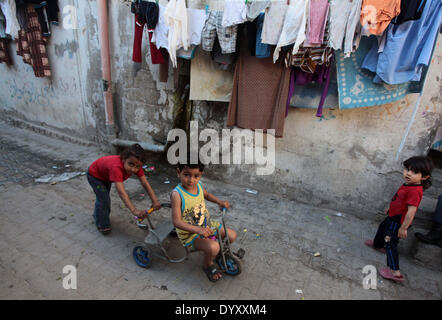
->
<box><xmin>365</xmin><ymin>156</ymin><xmax>433</xmax><ymax>282</ymax></box>
<box><xmin>171</xmin><ymin>158</ymin><xmax>237</xmax><ymax>282</ymax></box>
<box><xmin>87</xmin><ymin>144</ymin><xmax>161</xmax><ymax>235</ymax></box>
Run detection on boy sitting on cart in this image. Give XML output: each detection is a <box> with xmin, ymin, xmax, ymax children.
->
<box><xmin>171</xmin><ymin>156</ymin><xmax>237</xmax><ymax>282</ymax></box>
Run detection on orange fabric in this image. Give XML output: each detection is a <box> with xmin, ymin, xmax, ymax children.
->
<box><xmin>360</xmin><ymin>0</ymin><xmax>401</xmax><ymax>35</ymax></box>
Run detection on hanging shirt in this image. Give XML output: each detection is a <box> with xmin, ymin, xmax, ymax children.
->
<box><xmin>246</xmin><ymin>0</ymin><xmax>270</xmax><ymax>21</ymax></box>
<box><xmin>151</xmin><ymin>5</ymin><xmax>169</xmax><ymax>50</ymax></box>
<box><xmin>273</xmin><ymin>0</ymin><xmax>310</xmax><ymax>63</ymax></box>
<box><xmin>164</xmin><ymin>0</ymin><xmax>189</xmax><ymax>68</ymax></box>
<box><xmin>307</xmin><ymin>0</ymin><xmax>329</xmax><ymax>46</ymax></box>
<box><xmin>0</xmin><ymin>0</ymin><xmax>20</xmax><ymax>39</ymax></box>
<box><xmin>392</xmin><ymin>0</ymin><xmax>427</xmax><ymax>25</ymax></box>
<box><xmin>222</xmin><ymin>0</ymin><xmax>247</xmax><ymax>27</ymax></box>
<box><xmin>362</xmin><ymin>0</ymin><xmax>441</xmax><ymax>85</ymax></box>
<box><xmin>360</xmin><ymin>0</ymin><xmax>401</xmax><ymax>35</ymax></box>
<box><xmin>328</xmin><ymin>0</ymin><xmax>362</xmax><ymax>57</ymax></box>
<box><xmin>261</xmin><ymin>1</ymin><xmax>288</xmax><ymax>45</ymax></box>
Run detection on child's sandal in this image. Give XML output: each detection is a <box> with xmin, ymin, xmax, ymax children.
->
<box><xmin>203</xmin><ymin>264</ymin><xmax>222</xmax><ymax>282</ymax></box>
<box><xmin>378</xmin><ymin>267</ymin><xmax>405</xmax><ymax>283</ymax></box>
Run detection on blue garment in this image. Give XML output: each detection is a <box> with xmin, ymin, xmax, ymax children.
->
<box><xmin>255</xmin><ymin>13</ymin><xmax>270</xmax><ymax>59</ymax></box>
<box><xmin>87</xmin><ymin>171</ymin><xmax>112</xmax><ymax>230</ymax></box>
<box><xmin>362</xmin><ymin>0</ymin><xmax>441</xmax><ymax>85</ymax></box>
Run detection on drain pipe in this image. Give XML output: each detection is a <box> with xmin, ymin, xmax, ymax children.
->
<box><xmin>97</xmin><ymin>0</ymin><xmax>115</xmax><ymax>136</ymax></box>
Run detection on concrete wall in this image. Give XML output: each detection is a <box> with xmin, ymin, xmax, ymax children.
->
<box><xmin>0</xmin><ymin>0</ymin><xmax>440</xmax><ymax>218</ymax></box>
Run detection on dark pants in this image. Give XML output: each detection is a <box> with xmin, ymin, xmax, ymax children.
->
<box><xmin>87</xmin><ymin>172</ymin><xmax>112</xmax><ymax>230</ymax></box>
<box><xmin>373</xmin><ymin>216</ymin><xmax>402</xmax><ymax>271</ymax></box>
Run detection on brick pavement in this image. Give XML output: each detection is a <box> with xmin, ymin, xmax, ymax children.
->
<box><xmin>0</xmin><ymin>121</ymin><xmax>441</xmax><ymax>300</ymax></box>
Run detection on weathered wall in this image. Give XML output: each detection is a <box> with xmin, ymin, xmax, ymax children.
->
<box><xmin>0</xmin><ymin>0</ymin><xmax>440</xmax><ymax>218</ymax></box>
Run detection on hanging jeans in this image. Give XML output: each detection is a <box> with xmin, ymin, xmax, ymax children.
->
<box><xmin>87</xmin><ymin>171</ymin><xmax>112</xmax><ymax>230</ymax></box>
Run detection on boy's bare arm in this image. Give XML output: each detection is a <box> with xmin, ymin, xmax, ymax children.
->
<box><xmin>138</xmin><ymin>175</ymin><xmax>161</xmax><ymax>210</ymax></box>
<box><xmin>171</xmin><ymin>191</ymin><xmax>212</xmax><ymax>237</ymax></box>
<box><xmin>115</xmin><ymin>182</ymin><xmax>145</xmax><ymax>217</ymax></box>
<box><xmin>203</xmin><ymin>189</ymin><xmax>230</xmax><ymax>209</ymax></box>
<box><xmin>398</xmin><ymin>206</ymin><xmax>417</xmax><ymax>239</ymax></box>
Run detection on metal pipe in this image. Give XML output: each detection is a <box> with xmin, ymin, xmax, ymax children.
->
<box><xmin>97</xmin><ymin>0</ymin><xmax>114</xmax><ymax>129</ymax></box>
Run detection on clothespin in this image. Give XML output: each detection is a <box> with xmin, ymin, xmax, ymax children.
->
<box><xmin>245</xmin><ymin>0</ymin><xmax>248</xmax><ymax>4</ymax></box>
<box><xmin>205</xmin><ymin>4</ymin><xmax>209</xmax><ymax>14</ymax></box>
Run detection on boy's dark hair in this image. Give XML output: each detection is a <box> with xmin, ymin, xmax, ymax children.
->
<box><xmin>403</xmin><ymin>156</ymin><xmax>434</xmax><ymax>190</ymax></box>
<box><xmin>177</xmin><ymin>153</ymin><xmax>205</xmax><ymax>172</ymax></box>
<box><xmin>120</xmin><ymin>143</ymin><xmax>147</xmax><ymax>164</ymax></box>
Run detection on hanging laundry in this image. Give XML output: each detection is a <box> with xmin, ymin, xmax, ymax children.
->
<box><xmin>133</xmin><ymin>0</ymin><xmax>159</xmax><ymax>29</ymax></box>
<box><xmin>392</xmin><ymin>0</ymin><xmax>427</xmax><ymax>25</ymax></box>
<box><xmin>273</xmin><ymin>0</ymin><xmax>309</xmax><ymax>63</ymax></box>
<box><xmin>164</xmin><ymin>0</ymin><xmax>189</xmax><ymax>68</ymax></box>
<box><xmin>360</xmin><ymin>0</ymin><xmax>401</xmax><ymax>36</ymax></box>
<box><xmin>201</xmin><ymin>10</ymin><xmax>238</xmax><ymax>54</ymax></box>
<box><xmin>227</xmin><ymin>29</ymin><xmax>291</xmax><ymax>138</ymax></box>
<box><xmin>336</xmin><ymin>36</ymin><xmax>425</xmax><ymax>110</ymax></box>
<box><xmin>0</xmin><ymin>0</ymin><xmax>20</xmax><ymax>39</ymax></box>
<box><xmin>187</xmin><ymin>8</ymin><xmax>206</xmax><ymax>46</ymax></box>
<box><xmin>132</xmin><ymin>12</ymin><xmax>165</xmax><ymax>69</ymax></box>
<box><xmin>245</xmin><ymin>19</ymin><xmax>257</xmax><ymax>56</ymax></box>
<box><xmin>151</xmin><ymin>5</ymin><xmax>169</xmax><ymax>50</ymax></box>
<box><xmin>16</xmin><ymin>4</ymin><xmax>51</xmax><ymax>77</ymax></box>
<box><xmin>0</xmin><ymin>8</ymin><xmax>11</xmax><ymax>65</ymax></box>
<box><xmin>0</xmin><ymin>38</ymin><xmax>11</xmax><ymax>65</ymax></box>
<box><xmin>255</xmin><ymin>12</ymin><xmax>270</xmax><ymax>59</ymax></box>
<box><xmin>261</xmin><ymin>1</ymin><xmax>288</xmax><ymax>45</ymax></box>
<box><xmin>328</xmin><ymin>0</ymin><xmax>362</xmax><ymax>58</ymax></box>
<box><xmin>222</xmin><ymin>0</ymin><xmax>247</xmax><ymax>28</ymax></box>
<box><xmin>211</xmin><ymin>34</ymin><xmax>236</xmax><ymax>71</ymax></box>
<box><xmin>246</xmin><ymin>0</ymin><xmax>270</xmax><ymax>21</ymax></box>
<box><xmin>284</xmin><ymin>26</ymin><xmax>333</xmax><ymax>72</ymax></box>
<box><xmin>287</xmin><ymin>61</ymin><xmax>334</xmax><ymax>118</ymax></box>
<box><xmin>362</xmin><ymin>0</ymin><xmax>441</xmax><ymax>85</ymax></box>
<box><xmin>307</xmin><ymin>0</ymin><xmax>329</xmax><ymax>46</ymax></box>
<box><xmin>27</xmin><ymin>0</ymin><xmax>59</xmax><ymax>37</ymax></box>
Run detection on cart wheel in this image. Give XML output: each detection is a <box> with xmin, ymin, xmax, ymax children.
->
<box><xmin>216</xmin><ymin>253</ymin><xmax>242</xmax><ymax>276</ymax></box>
<box><xmin>133</xmin><ymin>246</ymin><xmax>152</xmax><ymax>268</ymax></box>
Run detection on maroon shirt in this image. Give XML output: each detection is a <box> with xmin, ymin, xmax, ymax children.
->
<box><xmin>88</xmin><ymin>155</ymin><xmax>144</xmax><ymax>182</ymax></box>
<box><xmin>388</xmin><ymin>184</ymin><xmax>423</xmax><ymax>224</ymax></box>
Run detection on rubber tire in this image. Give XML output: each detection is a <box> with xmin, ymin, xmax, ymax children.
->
<box><xmin>217</xmin><ymin>253</ymin><xmax>242</xmax><ymax>276</ymax></box>
<box><xmin>133</xmin><ymin>246</ymin><xmax>152</xmax><ymax>268</ymax></box>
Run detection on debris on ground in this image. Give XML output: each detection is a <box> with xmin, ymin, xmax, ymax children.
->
<box><xmin>335</xmin><ymin>212</ymin><xmax>343</xmax><ymax>217</ymax></box>
<box><xmin>324</xmin><ymin>216</ymin><xmax>331</xmax><ymax>223</ymax></box>
<box><xmin>246</xmin><ymin>188</ymin><xmax>258</xmax><ymax>195</ymax></box>
<box><xmin>313</xmin><ymin>252</ymin><xmax>321</xmax><ymax>257</ymax></box>
<box><xmin>295</xmin><ymin>289</ymin><xmax>303</xmax><ymax>294</ymax></box>
<box><xmin>35</xmin><ymin>172</ymin><xmax>83</xmax><ymax>183</ymax></box>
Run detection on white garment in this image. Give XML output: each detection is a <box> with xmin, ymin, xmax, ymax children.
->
<box><xmin>246</xmin><ymin>0</ymin><xmax>270</xmax><ymax>21</ymax></box>
<box><xmin>164</xmin><ymin>0</ymin><xmax>189</xmax><ymax>68</ymax></box>
<box><xmin>222</xmin><ymin>0</ymin><xmax>247</xmax><ymax>27</ymax></box>
<box><xmin>187</xmin><ymin>8</ymin><xmax>206</xmax><ymax>45</ymax></box>
<box><xmin>152</xmin><ymin>5</ymin><xmax>169</xmax><ymax>50</ymax></box>
<box><xmin>273</xmin><ymin>0</ymin><xmax>310</xmax><ymax>63</ymax></box>
<box><xmin>0</xmin><ymin>0</ymin><xmax>19</xmax><ymax>39</ymax></box>
<box><xmin>261</xmin><ymin>1</ymin><xmax>289</xmax><ymax>45</ymax></box>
